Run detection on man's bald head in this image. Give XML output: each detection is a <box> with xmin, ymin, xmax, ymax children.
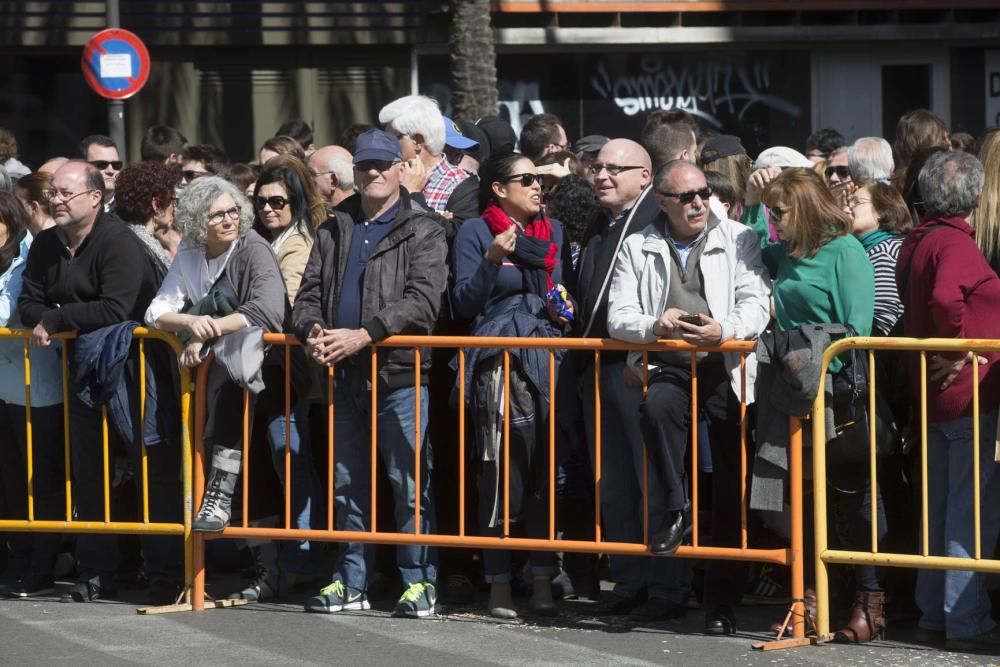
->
<box><xmin>50</xmin><ymin>160</ymin><xmax>105</xmax><ymax>229</ymax></box>
<box><xmin>308</xmin><ymin>144</ymin><xmax>355</xmax><ymax>205</ymax></box>
<box><xmin>593</xmin><ymin>138</ymin><xmax>652</xmax><ymax>217</ymax></box>
<box><xmin>38</xmin><ymin>157</ymin><xmax>69</xmax><ymax>175</ymax></box>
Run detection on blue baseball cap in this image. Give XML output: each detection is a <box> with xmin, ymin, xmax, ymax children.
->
<box><xmin>353</xmin><ymin>129</ymin><xmax>403</xmax><ymax>163</ymax></box>
<box><xmin>443</xmin><ymin>116</ymin><xmax>480</xmax><ymax>151</ymax></box>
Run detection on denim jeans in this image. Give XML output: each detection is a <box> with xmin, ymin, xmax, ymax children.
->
<box><xmin>581</xmin><ymin>358</ymin><xmax>690</xmax><ymax>605</ymax></box>
<box><xmin>69</xmin><ymin>391</ymin><xmax>182</xmax><ymax>587</ymax></box>
<box><xmin>329</xmin><ymin>365</ymin><xmax>436</xmax><ymax>590</ymax></box>
<box><xmin>0</xmin><ymin>402</ymin><xmax>65</xmax><ymax>579</ymax></box>
<box><xmin>260</xmin><ymin>388</ymin><xmax>323</xmax><ymax>575</ymax></box>
<box><xmin>915</xmin><ymin>409</ymin><xmax>1000</xmax><ymax>639</ymax></box>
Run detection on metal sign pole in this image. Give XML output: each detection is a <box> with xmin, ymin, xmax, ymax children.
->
<box><xmin>106</xmin><ymin>0</ymin><xmax>126</xmax><ymax>160</ymax></box>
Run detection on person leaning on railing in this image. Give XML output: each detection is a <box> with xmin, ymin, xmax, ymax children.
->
<box><xmin>895</xmin><ymin>150</ymin><xmax>1000</xmax><ymax>653</ymax></box>
<box><xmin>606</xmin><ymin>160</ymin><xmax>771</xmax><ymax>636</ymax></box>
<box><xmin>450</xmin><ymin>151</ymin><xmax>576</xmax><ymax>620</ymax></box>
<box><xmin>759</xmin><ymin>167</ymin><xmax>880</xmax><ymax>643</ymax></box>
<box><xmin>144</xmin><ymin>176</ymin><xmax>288</xmax><ymax>534</ymax></box>
<box><xmin>291</xmin><ymin>129</ymin><xmax>446</xmax><ymax>619</ymax></box>
<box><xmin>17</xmin><ymin>160</ymin><xmax>169</xmax><ymax>604</ymax></box>
<box><xmin>0</xmin><ymin>191</ymin><xmax>64</xmax><ymax>600</ymax></box>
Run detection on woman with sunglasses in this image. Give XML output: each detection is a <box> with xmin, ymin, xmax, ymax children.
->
<box><xmin>145</xmin><ymin>176</ymin><xmax>287</xmax><ymax>536</ymax></box>
<box><xmin>760</xmin><ymin>168</ymin><xmax>883</xmax><ymax>643</ymax></box>
<box><xmin>229</xmin><ymin>153</ymin><xmax>326</xmax><ymax>600</ymax></box>
<box><xmin>451</xmin><ymin>152</ymin><xmax>575</xmax><ymax>619</ymax></box>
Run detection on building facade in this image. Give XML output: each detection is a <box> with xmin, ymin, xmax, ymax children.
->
<box><xmin>0</xmin><ymin>1</ymin><xmax>997</xmax><ymax>165</ymax></box>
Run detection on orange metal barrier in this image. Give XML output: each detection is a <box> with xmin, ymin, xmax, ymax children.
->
<box><xmin>190</xmin><ymin>334</ymin><xmax>806</xmax><ymax>643</ymax></box>
<box><xmin>0</xmin><ymin>327</ymin><xmax>194</xmax><ymax>609</ymax></box>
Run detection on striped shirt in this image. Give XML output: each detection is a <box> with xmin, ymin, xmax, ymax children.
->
<box><xmin>867</xmin><ymin>235</ymin><xmax>904</xmax><ymax>336</ymax></box>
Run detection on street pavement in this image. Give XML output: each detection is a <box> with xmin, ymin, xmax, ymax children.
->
<box><xmin>0</xmin><ymin>579</ymin><xmax>995</xmax><ymax>666</ymax></box>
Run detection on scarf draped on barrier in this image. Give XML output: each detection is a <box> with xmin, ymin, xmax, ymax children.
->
<box><xmin>481</xmin><ymin>203</ymin><xmax>557</xmax><ymax>296</ymax></box>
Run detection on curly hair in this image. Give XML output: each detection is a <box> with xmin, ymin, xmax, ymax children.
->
<box><xmin>114</xmin><ymin>161</ymin><xmax>182</xmax><ymax>225</ymax></box>
<box><xmin>175</xmin><ymin>176</ymin><xmax>253</xmax><ymax>247</ymax></box>
<box><xmin>545</xmin><ymin>174</ymin><xmax>599</xmax><ymax>245</ymax></box>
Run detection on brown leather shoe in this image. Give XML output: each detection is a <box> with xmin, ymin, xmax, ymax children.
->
<box><xmin>833</xmin><ymin>591</ymin><xmax>886</xmax><ymax>643</ymax></box>
<box><xmin>770</xmin><ymin>587</ymin><xmax>817</xmax><ymax>635</ymax></box>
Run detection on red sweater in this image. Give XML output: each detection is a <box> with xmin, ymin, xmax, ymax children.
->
<box><xmin>896</xmin><ymin>215</ymin><xmax>1000</xmax><ymax>421</ymax></box>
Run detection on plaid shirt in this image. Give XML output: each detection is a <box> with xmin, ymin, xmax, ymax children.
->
<box><xmin>422</xmin><ymin>158</ymin><xmax>469</xmax><ymax>214</ymax></box>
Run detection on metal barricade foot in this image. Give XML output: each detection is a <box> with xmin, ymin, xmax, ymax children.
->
<box><xmin>136</xmin><ymin>587</ymin><xmax>248</xmax><ymax>614</ymax></box>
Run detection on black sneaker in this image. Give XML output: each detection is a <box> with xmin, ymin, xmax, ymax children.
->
<box><xmin>629</xmin><ymin>597</ymin><xmax>687</xmax><ymax>623</ymax></box>
<box><xmin>60</xmin><ymin>580</ymin><xmax>118</xmax><ymax>603</ymax></box>
<box><xmin>8</xmin><ymin>575</ymin><xmax>55</xmax><ymax>599</ymax></box>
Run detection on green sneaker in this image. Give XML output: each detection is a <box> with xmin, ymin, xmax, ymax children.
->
<box><xmin>304</xmin><ymin>580</ymin><xmax>370</xmax><ymax>614</ymax></box>
<box><xmin>395</xmin><ymin>581</ymin><xmax>437</xmax><ymax>618</ymax></box>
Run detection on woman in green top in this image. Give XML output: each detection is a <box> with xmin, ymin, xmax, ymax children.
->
<box><xmin>760</xmin><ymin>168</ymin><xmax>885</xmax><ymax>644</ymax></box>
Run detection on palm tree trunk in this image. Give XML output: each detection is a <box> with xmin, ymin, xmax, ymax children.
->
<box><xmin>449</xmin><ymin>0</ymin><xmax>498</xmax><ymax>120</ymax></box>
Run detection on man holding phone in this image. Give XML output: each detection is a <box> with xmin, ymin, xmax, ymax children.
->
<box><xmin>607</xmin><ymin>160</ymin><xmax>771</xmax><ymax>637</ymax></box>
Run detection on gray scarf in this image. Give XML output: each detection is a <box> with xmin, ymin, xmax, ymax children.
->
<box><xmin>129</xmin><ymin>224</ymin><xmax>171</xmax><ymax>273</ymax></box>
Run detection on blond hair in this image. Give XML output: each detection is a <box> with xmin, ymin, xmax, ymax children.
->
<box><xmin>973</xmin><ymin>131</ymin><xmax>1000</xmax><ymax>267</ymax></box>
<box><xmin>762</xmin><ymin>168</ymin><xmax>852</xmax><ymax>259</ymax></box>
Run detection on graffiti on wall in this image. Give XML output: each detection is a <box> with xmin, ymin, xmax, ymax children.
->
<box><xmin>591</xmin><ymin>56</ymin><xmax>801</xmax><ymax>128</ymax></box>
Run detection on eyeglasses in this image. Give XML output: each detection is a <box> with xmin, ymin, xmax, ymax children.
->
<box><xmin>825</xmin><ymin>166</ymin><xmax>851</xmax><ymax>180</ymax></box>
<box><xmin>767</xmin><ymin>206</ymin><xmax>788</xmax><ymax>222</ymax></box>
<box><xmin>589</xmin><ymin>163</ymin><xmax>644</xmax><ymax>176</ymax></box>
<box><xmin>354</xmin><ymin>159</ymin><xmax>400</xmax><ymax>173</ymax></box>
<box><xmin>45</xmin><ymin>189</ymin><xmax>96</xmax><ymax>203</ymax></box>
<box><xmin>90</xmin><ymin>160</ymin><xmax>123</xmax><ymax>171</ymax></box>
<box><xmin>207</xmin><ymin>206</ymin><xmax>241</xmax><ymax>225</ymax></box>
<box><xmin>503</xmin><ymin>173</ymin><xmax>541</xmax><ymax>187</ymax></box>
<box><xmin>182</xmin><ymin>170</ymin><xmax>208</xmax><ymax>183</ymax></box>
<box><xmin>657</xmin><ymin>186</ymin><xmax>713</xmax><ymax>205</ymax></box>
<box><xmin>253</xmin><ymin>195</ymin><xmax>289</xmax><ymax>211</ymax></box>
<box><xmin>848</xmin><ymin>197</ymin><xmax>871</xmax><ymax>210</ymax></box>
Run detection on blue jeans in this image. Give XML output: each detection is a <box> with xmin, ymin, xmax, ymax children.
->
<box><xmin>915</xmin><ymin>409</ymin><xmax>1000</xmax><ymax>639</ymax></box>
<box><xmin>582</xmin><ymin>358</ymin><xmax>690</xmax><ymax>604</ymax></box>
<box><xmin>263</xmin><ymin>396</ymin><xmax>323</xmax><ymax>575</ymax></box>
<box><xmin>329</xmin><ymin>366</ymin><xmax>436</xmax><ymax>590</ymax></box>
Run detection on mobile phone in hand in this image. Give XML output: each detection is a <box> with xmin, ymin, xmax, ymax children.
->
<box><xmin>678</xmin><ymin>314</ymin><xmax>704</xmax><ymax>326</ymax></box>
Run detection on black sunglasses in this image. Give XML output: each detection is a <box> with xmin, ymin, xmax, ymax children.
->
<box><xmin>768</xmin><ymin>206</ymin><xmax>788</xmax><ymax>222</ymax></box>
<box><xmin>503</xmin><ymin>173</ymin><xmax>541</xmax><ymax>187</ymax></box>
<box><xmin>657</xmin><ymin>186</ymin><xmax>712</xmax><ymax>205</ymax></box>
<box><xmin>182</xmin><ymin>170</ymin><xmax>208</xmax><ymax>182</ymax></box>
<box><xmin>253</xmin><ymin>195</ymin><xmax>289</xmax><ymax>211</ymax></box>
<box><xmin>825</xmin><ymin>166</ymin><xmax>851</xmax><ymax>180</ymax></box>
<box><xmin>90</xmin><ymin>159</ymin><xmax>123</xmax><ymax>171</ymax></box>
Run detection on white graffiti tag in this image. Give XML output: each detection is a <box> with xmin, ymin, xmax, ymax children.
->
<box><xmin>591</xmin><ymin>57</ymin><xmax>801</xmax><ymax>127</ymax></box>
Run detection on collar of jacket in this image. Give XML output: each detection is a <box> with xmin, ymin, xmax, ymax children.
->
<box><xmin>642</xmin><ymin>209</ymin><xmax>725</xmax><ymax>256</ymax></box>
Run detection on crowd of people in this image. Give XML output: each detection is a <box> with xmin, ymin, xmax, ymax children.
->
<box><xmin>0</xmin><ymin>102</ymin><xmax>999</xmax><ymax>651</ymax></box>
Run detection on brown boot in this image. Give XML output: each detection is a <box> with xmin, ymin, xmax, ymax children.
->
<box><xmin>833</xmin><ymin>591</ymin><xmax>886</xmax><ymax>643</ymax></box>
<box><xmin>770</xmin><ymin>588</ymin><xmax>817</xmax><ymax>636</ymax></box>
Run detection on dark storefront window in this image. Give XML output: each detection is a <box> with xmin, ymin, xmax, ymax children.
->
<box><xmin>882</xmin><ymin>64</ymin><xmax>932</xmax><ymax>138</ymax></box>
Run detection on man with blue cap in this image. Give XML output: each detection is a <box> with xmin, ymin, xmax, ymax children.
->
<box><xmin>293</xmin><ymin>128</ymin><xmax>448</xmax><ymax>619</ymax></box>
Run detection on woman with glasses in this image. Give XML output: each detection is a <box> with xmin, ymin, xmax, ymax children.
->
<box><xmin>145</xmin><ymin>176</ymin><xmax>287</xmax><ymax>534</ymax></box>
<box><xmin>0</xmin><ymin>191</ymin><xmax>65</xmax><ymax>599</ymax></box>
<box><xmin>451</xmin><ymin>152</ymin><xmax>575</xmax><ymax>619</ymax></box>
<box><xmin>114</xmin><ymin>162</ymin><xmax>183</xmax><ymax>278</ymax></box>
<box><xmin>225</xmin><ymin>154</ymin><xmax>326</xmax><ymax>601</ymax></box>
<box><xmin>760</xmin><ymin>168</ymin><xmax>883</xmax><ymax>643</ymax></box>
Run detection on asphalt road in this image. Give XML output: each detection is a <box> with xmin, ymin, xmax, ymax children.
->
<box><xmin>0</xmin><ymin>581</ymin><xmax>995</xmax><ymax>666</ymax></box>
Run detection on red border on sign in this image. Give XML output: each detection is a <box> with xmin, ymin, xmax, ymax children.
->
<box><xmin>81</xmin><ymin>28</ymin><xmax>150</xmax><ymax>100</ymax></box>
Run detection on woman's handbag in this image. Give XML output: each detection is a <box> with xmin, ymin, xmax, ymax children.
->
<box><xmin>826</xmin><ymin>338</ymin><xmax>898</xmax><ymax>466</ymax></box>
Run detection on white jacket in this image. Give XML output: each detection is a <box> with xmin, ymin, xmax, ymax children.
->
<box><xmin>606</xmin><ymin>213</ymin><xmax>772</xmax><ymax>403</ymax></box>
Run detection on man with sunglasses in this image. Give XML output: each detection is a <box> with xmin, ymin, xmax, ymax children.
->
<box><xmin>825</xmin><ymin>146</ymin><xmax>854</xmax><ymax>193</ymax></box>
<box><xmin>293</xmin><ymin>129</ymin><xmax>446</xmax><ymax>619</ymax></box>
<box><xmin>79</xmin><ymin>134</ymin><xmax>122</xmax><ymax>213</ymax></box>
<box><xmin>607</xmin><ymin>160</ymin><xmax>770</xmax><ymax>637</ymax></box>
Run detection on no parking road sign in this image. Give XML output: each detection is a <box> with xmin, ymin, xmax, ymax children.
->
<box><xmin>81</xmin><ymin>28</ymin><xmax>150</xmax><ymax>100</ymax></box>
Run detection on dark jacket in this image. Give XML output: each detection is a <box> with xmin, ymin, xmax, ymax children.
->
<box><xmin>222</xmin><ymin>229</ymin><xmax>290</xmax><ymax>334</ymax></box>
<box><xmin>444</xmin><ymin>175</ymin><xmax>481</xmax><ymax>227</ymax></box>
<box><xmin>896</xmin><ymin>214</ymin><xmax>1000</xmax><ymax>421</ymax></box>
<box><xmin>292</xmin><ymin>188</ymin><xmax>448</xmax><ymax>388</ymax></box>
<box><xmin>576</xmin><ymin>185</ymin><xmax>660</xmax><ymax>345</ymax></box>
<box><xmin>18</xmin><ymin>211</ymin><xmax>159</xmax><ymax>333</ymax></box>
<box><xmin>74</xmin><ymin>321</ymin><xmax>180</xmax><ymax>448</ymax></box>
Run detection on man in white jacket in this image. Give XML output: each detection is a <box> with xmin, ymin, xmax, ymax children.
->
<box><xmin>606</xmin><ymin>160</ymin><xmax>771</xmax><ymax>636</ymax></box>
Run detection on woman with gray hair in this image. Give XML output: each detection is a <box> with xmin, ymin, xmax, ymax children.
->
<box><xmin>145</xmin><ymin>176</ymin><xmax>288</xmax><ymax>532</ymax></box>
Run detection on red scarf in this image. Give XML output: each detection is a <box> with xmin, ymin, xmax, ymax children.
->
<box><xmin>481</xmin><ymin>203</ymin><xmax>558</xmax><ymax>291</ymax></box>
